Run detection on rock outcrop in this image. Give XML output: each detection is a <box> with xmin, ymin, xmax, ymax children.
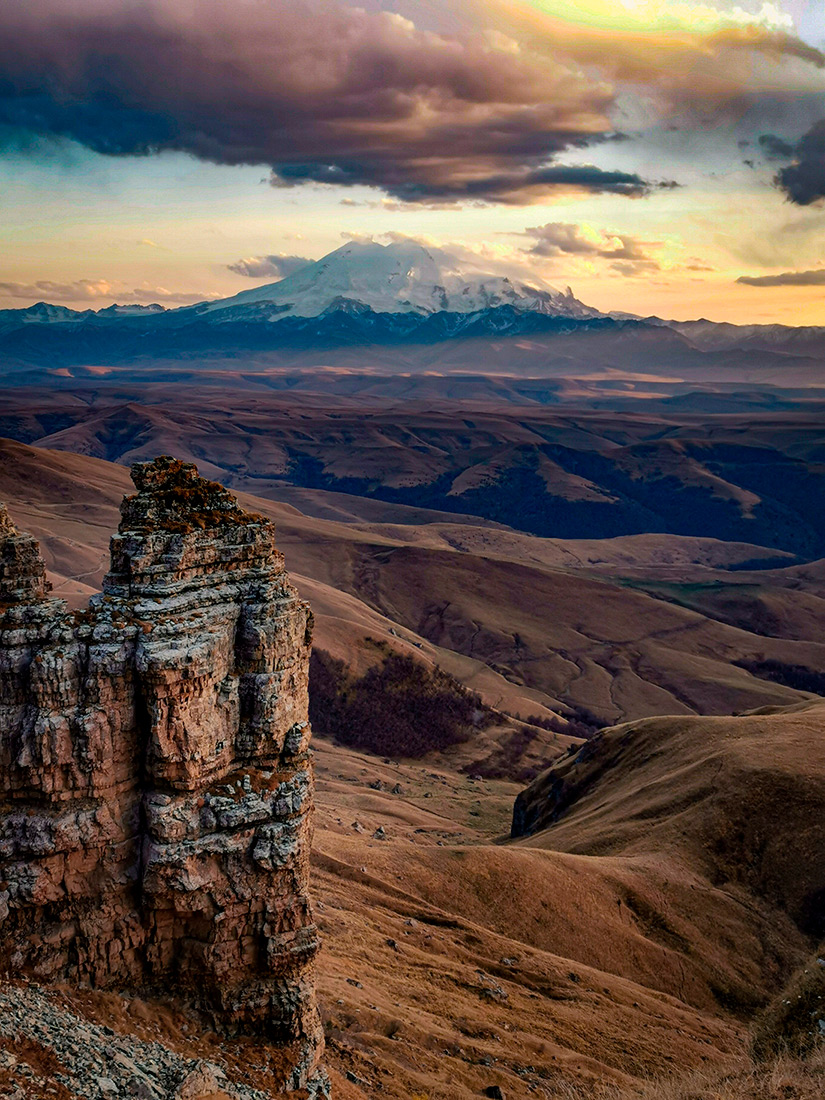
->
<box><xmin>0</xmin><ymin>457</ymin><xmax>325</xmax><ymax>1096</ymax></box>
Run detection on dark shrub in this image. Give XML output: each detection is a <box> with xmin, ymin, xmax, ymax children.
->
<box><xmin>309</xmin><ymin>645</ymin><xmax>493</xmax><ymax>758</ymax></box>
<box><xmin>735</xmin><ymin>659</ymin><xmax>825</xmax><ymax>696</ymax></box>
<box><xmin>525</xmin><ymin>706</ymin><xmax>603</xmax><ymax>740</ymax></box>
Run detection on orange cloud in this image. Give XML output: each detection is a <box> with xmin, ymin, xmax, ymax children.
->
<box><xmin>0</xmin><ymin>278</ymin><xmax>211</xmax><ymax>305</ymax></box>
<box><xmin>522</xmin><ymin>221</ymin><xmax>663</xmax><ymax>272</ymax></box>
<box><xmin>479</xmin><ymin>0</ymin><xmax>825</xmax><ymax>117</ymax></box>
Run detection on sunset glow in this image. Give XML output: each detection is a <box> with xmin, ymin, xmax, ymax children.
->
<box><xmin>1</xmin><ymin>0</ymin><xmax>824</xmax><ymax>321</ymax></box>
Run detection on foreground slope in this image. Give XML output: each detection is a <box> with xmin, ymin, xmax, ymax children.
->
<box><xmin>2</xmin><ymin>703</ymin><xmax>823</xmax><ymax>1099</ymax></box>
<box><xmin>307</xmin><ymin>702</ymin><xmax>825</xmax><ymax>1097</ymax></box>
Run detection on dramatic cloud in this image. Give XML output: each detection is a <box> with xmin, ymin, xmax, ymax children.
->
<box><xmin>523</xmin><ymin>222</ymin><xmax>661</xmax><ymax>272</ymax></box>
<box><xmin>481</xmin><ymin>0</ymin><xmax>825</xmax><ymax>119</ymax></box>
<box><xmin>766</xmin><ymin>120</ymin><xmax>825</xmax><ymax>205</ymax></box>
<box><xmin>227</xmin><ymin>255</ymin><xmax>312</xmax><ymax>280</ymax></box>
<box><xmin>737</xmin><ymin>268</ymin><xmax>825</xmax><ymax>286</ymax></box>
<box><xmin>0</xmin><ymin>0</ymin><xmax>660</xmax><ymax>205</ymax></box>
<box><xmin>0</xmin><ymin>278</ymin><xmax>209</xmax><ymax>305</ymax></box>
<box><xmin>275</xmin><ymin>161</ymin><xmax>657</xmax><ymax>203</ymax></box>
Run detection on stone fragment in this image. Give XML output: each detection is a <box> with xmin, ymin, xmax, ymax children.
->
<box><xmin>174</xmin><ymin>1061</ymin><xmax>227</xmax><ymax>1099</ymax></box>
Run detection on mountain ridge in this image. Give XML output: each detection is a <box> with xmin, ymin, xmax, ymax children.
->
<box><xmin>2</xmin><ymin>238</ymin><xmax>825</xmax><ymax>375</ymax></box>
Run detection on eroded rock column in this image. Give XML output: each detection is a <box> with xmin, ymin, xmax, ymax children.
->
<box><xmin>0</xmin><ymin>459</ymin><xmax>325</xmax><ymax>1095</ymax></box>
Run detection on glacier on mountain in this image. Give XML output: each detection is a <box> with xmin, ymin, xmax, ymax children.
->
<box><xmin>194</xmin><ymin>239</ymin><xmax>599</xmax><ymax>322</ymax></box>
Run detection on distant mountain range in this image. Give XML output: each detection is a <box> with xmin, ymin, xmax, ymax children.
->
<box><xmin>0</xmin><ymin>240</ymin><xmax>599</xmax><ymax>329</ymax></box>
<box><xmin>1</xmin><ymin>239</ymin><xmax>824</xmax><ymax>379</ymax></box>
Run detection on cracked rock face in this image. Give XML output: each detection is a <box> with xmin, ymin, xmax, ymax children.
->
<box><xmin>0</xmin><ymin>458</ymin><xmax>325</xmax><ymax>1095</ymax></box>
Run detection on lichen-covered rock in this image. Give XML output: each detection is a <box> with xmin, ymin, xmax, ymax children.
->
<box><xmin>0</xmin><ymin>458</ymin><xmax>324</xmax><ymax>1093</ymax></box>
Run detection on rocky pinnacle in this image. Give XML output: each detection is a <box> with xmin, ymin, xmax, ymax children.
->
<box><xmin>0</xmin><ymin>458</ymin><xmax>327</xmax><ymax>1097</ymax></box>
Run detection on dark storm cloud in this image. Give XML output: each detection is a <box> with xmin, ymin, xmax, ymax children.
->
<box><xmin>227</xmin><ymin>255</ymin><xmax>312</xmax><ymax>280</ymax></box>
<box><xmin>737</xmin><ymin>268</ymin><xmax>825</xmax><ymax>286</ymax></box>
<box><xmin>768</xmin><ymin>120</ymin><xmax>825</xmax><ymax>206</ymax></box>
<box><xmin>0</xmin><ymin>0</ymin><xmax>657</xmax><ymax>205</ymax></box>
<box><xmin>272</xmin><ymin>161</ymin><xmax>659</xmax><ymax>203</ymax></box>
<box><xmin>759</xmin><ymin>134</ymin><xmax>795</xmax><ymax>161</ymax></box>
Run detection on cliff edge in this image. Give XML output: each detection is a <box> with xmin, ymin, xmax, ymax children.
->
<box><xmin>0</xmin><ymin>457</ymin><xmax>326</xmax><ymax>1096</ymax></box>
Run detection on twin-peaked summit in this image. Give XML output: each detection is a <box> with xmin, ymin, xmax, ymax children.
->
<box><xmin>0</xmin><ymin>458</ymin><xmax>326</xmax><ymax>1097</ymax></box>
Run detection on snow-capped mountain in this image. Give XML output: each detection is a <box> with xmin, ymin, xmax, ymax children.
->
<box><xmin>1</xmin><ymin>239</ymin><xmax>821</xmax><ymax>379</ymax></box>
<box><xmin>0</xmin><ymin>302</ymin><xmax>93</xmax><ymax>327</ymax></box>
<box><xmin>95</xmin><ymin>303</ymin><xmax>167</xmax><ymax>318</ymax></box>
<box><xmin>0</xmin><ymin>239</ymin><xmax>620</xmax><ymax>368</ymax></box>
<box><xmin>192</xmin><ymin>239</ymin><xmax>599</xmax><ymax>322</ymax></box>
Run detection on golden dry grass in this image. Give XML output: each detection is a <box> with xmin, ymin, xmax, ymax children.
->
<box><xmin>625</xmin><ymin>1048</ymin><xmax>825</xmax><ymax>1100</ymax></box>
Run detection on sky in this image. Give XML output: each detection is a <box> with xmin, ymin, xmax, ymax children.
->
<box><xmin>1</xmin><ymin>0</ymin><xmax>825</xmax><ymax>323</ymax></box>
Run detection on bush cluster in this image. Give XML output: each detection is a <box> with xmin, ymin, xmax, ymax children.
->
<box><xmin>736</xmin><ymin>659</ymin><xmax>825</xmax><ymax>696</ymax></box>
<box><xmin>524</xmin><ymin>706</ymin><xmax>603</xmax><ymax>740</ymax></box>
<box><xmin>308</xmin><ymin>644</ymin><xmax>493</xmax><ymax>758</ymax></box>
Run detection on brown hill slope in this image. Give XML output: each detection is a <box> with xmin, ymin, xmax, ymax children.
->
<box><xmin>290</xmin><ymin>539</ymin><xmax>825</xmax><ymax>721</ymax></box>
<box><xmin>513</xmin><ymin>701</ymin><xmax>825</xmax><ymax>937</ymax></box>
<box><xmin>0</xmin><ymin>437</ymin><xmax>821</xmax><ymax>733</ymax></box>
<box><xmin>308</xmin><ymin>699</ymin><xmax>825</xmax><ymax>1097</ymax></box>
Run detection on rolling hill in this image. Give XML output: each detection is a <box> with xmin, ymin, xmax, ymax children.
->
<box><xmin>4</xmin><ymin>390</ymin><xmax>825</xmax><ymax>558</ymax></box>
<box><xmin>2</xmin><ymin>436</ymin><xmax>824</xmax><ymax>751</ymax></box>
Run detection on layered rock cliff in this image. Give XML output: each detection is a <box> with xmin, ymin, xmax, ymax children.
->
<box><xmin>0</xmin><ymin>457</ymin><xmax>326</xmax><ymax>1096</ymax></box>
